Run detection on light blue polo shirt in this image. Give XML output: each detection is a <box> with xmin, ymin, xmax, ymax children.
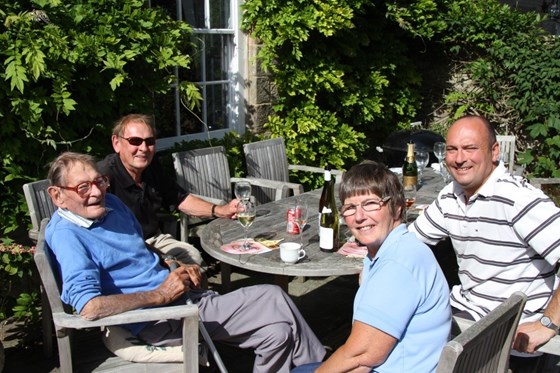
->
<box><xmin>354</xmin><ymin>224</ymin><xmax>451</xmax><ymax>372</ymax></box>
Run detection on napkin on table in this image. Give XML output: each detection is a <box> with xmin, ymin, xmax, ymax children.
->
<box><xmin>221</xmin><ymin>240</ymin><xmax>272</xmax><ymax>254</ymax></box>
<box><xmin>337</xmin><ymin>241</ymin><xmax>368</xmax><ymax>258</ymax></box>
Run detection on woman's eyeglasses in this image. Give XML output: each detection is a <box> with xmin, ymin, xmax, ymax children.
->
<box><xmin>341</xmin><ymin>196</ymin><xmax>392</xmax><ymax>217</ymax></box>
<box><xmin>118</xmin><ymin>136</ymin><xmax>156</xmax><ymax>146</ymax></box>
<box><xmin>57</xmin><ymin>176</ymin><xmax>110</xmax><ymax>197</ymax></box>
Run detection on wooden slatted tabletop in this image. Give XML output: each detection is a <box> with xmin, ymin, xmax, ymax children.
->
<box><xmin>200</xmin><ymin>167</ymin><xmax>446</xmax><ymax>292</ymax></box>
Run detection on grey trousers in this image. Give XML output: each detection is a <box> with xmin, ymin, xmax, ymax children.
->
<box><xmin>139</xmin><ymin>285</ymin><xmax>326</xmax><ymax>373</ymax></box>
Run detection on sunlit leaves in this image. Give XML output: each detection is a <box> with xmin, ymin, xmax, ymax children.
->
<box><xmin>4</xmin><ymin>55</ymin><xmax>29</xmax><ymax>93</ymax></box>
<box><xmin>0</xmin><ymin>0</ymin><xmax>195</xmax><ymax>236</ymax></box>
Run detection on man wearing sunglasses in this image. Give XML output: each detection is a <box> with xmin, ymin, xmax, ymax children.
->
<box><xmin>98</xmin><ymin>114</ymin><xmax>238</xmax><ymax>269</ymax></box>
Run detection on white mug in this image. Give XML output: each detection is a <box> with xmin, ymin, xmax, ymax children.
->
<box><xmin>279</xmin><ymin>242</ymin><xmax>306</xmax><ymax>264</ymax></box>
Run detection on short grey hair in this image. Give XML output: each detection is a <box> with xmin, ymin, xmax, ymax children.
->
<box><xmin>47</xmin><ymin>152</ymin><xmax>98</xmax><ymax>186</ymax></box>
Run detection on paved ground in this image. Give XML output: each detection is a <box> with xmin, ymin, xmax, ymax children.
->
<box><xmin>1</xmin><ymin>254</ymin><xmax>359</xmax><ymax>372</ymax></box>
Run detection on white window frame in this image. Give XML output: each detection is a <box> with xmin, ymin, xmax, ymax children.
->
<box><xmin>156</xmin><ymin>0</ymin><xmax>245</xmax><ymax>151</ymax></box>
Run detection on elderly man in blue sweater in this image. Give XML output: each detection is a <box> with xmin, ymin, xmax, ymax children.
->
<box><xmin>45</xmin><ymin>151</ymin><xmax>325</xmax><ymax>372</ymax></box>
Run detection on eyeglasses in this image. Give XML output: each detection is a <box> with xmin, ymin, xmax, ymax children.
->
<box><xmin>118</xmin><ymin>136</ymin><xmax>156</xmax><ymax>146</ymax></box>
<box><xmin>341</xmin><ymin>196</ymin><xmax>392</xmax><ymax>217</ymax></box>
<box><xmin>57</xmin><ymin>176</ymin><xmax>110</xmax><ymax>197</ymax></box>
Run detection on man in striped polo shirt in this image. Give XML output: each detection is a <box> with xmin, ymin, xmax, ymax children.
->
<box><xmin>410</xmin><ymin>115</ymin><xmax>560</xmax><ymax>372</ymax></box>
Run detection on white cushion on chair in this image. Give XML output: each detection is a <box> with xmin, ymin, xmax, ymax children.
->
<box><xmin>102</xmin><ymin>325</ymin><xmax>208</xmax><ymax>366</ymax></box>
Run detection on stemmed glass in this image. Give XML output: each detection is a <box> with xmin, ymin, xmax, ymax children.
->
<box><xmin>433</xmin><ymin>142</ymin><xmax>446</xmax><ymax>166</ymax></box>
<box><xmin>441</xmin><ymin>161</ymin><xmax>453</xmax><ymax>184</ymax></box>
<box><xmin>415</xmin><ymin>150</ymin><xmax>429</xmax><ymax>185</ymax></box>
<box><xmin>294</xmin><ymin>199</ymin><xmax>308</xmax><ymax>247</ymax></box>
<box><xmin>237</xmin><ymin>200</ymin><xmax>256</xmax><ymax>250</ymax></box>
<box><xmin>234</xmin><ymin>181</ymin><xmax>252</xmax><ymax>202</ymax></box>
<box><xmin>403</xmin><ymin>184</ymin><xmax>417</xmax><ymax>222</ymax></box>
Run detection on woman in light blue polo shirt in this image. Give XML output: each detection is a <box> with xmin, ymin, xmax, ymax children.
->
<box><xmin>293</xmin><ymin>161</ymin><xmax>451</xmax><ymax>372</ymax></box>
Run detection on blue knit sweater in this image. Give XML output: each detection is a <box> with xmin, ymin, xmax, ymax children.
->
<box><xmin>45</xmin><ymin>193</ymin><xmax>168</xmax><ymax>334</ymax></box>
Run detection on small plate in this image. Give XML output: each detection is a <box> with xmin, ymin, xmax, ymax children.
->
<box><xmin>389</xmin><ymin>167</ymin><xmax>402</xmax><ymax>175</ymax></box>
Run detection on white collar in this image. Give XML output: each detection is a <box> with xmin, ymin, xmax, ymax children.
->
<box><xmin>57</xmin><ymin>207</ymin><xmax>112</xmax><ymax>228</ymax></box>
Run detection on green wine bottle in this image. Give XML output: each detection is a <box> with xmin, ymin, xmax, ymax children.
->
<box><xmin>402</xmin><ymin>142</ymin><xmax>418</xmax><ymax>188</ymax></box>
<box><xmin>319</xmin><ymin>167</ymin><xmax>339</xmax><ymax>252</ymax></box>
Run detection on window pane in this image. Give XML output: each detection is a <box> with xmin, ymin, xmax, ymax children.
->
<box><xmin>180</xmin><ymin>104</ymin><xmax>205</xmax><ymax>134</ymax></box>
<box><xmin>206</xmin><ymin>34</ymin><xmax>229</xmax><ymax>81</ymax></box>
<box><xmin>206</xmin><ymin>83</ymin><xmax>228</xmax><ymax>131</ymax></box>
<box><xmin>153</xmin><ymin>91</ymin><xmax>178</xmax><ymax>138</ymax></box>
<box><xmin>183</xmin><ymin>0</ymin><xmax>205</xmax><ymax>28</ymax></box>
<box><xmin>188</xmin><ymin>34</ymin><xmax>230</xmax><ymax>82</ymax></box>
<box><xmin>210</xmin><ymin>0</ymin><xmax>230</xmax><ymax>29</ymax></box>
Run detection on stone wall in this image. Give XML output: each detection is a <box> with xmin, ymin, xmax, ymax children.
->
<box><xmin>244</xmin><ymin>37</ymin><xmax>277</xmax><ymax>134</ymax></box>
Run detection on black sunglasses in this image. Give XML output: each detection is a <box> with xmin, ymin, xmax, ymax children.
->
<box><xmin>119</xmin><ymin>136</ymin><xmax>156</xmax><ymax>146</ymax></box>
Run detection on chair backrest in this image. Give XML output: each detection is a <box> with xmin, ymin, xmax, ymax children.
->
<box><xmin>436</xmin><ymin>291</ymin><xmax>527</xmax><ymax>373</ymax></box>
<box><xmin>496</xmin><ymin>135</ymin><xmax>515</xmax><ymax>173</ymax></box>
<box><xmin>23</xmin><ymin>179</ymin><xmax>57</xmax><ymax>242</ymax></box>
<box><xmin>172</xmin><ymin>146</ymin><xmax>232</xmax><ymax>204</ymax></box>
<box><xmin>243</xmin><ymin>138</ymin><xmax>291</xmax><ymax>203</ymax></box>
<box><xmin>34</xmin><ymin>219</ymin><xmax>68</xmax><ymax>316</ymax></box>
<box><xmin>172</xmin><ymin>146</ymin><xmax>232</xmax><ymax>240</ymax></box>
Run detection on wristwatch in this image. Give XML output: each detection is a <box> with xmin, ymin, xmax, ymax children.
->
<box><xmin>163</xmin><ymin>255</ymin><xmax>176</xmax><ymax>262</ymax></box>
<box><xmin>540</xmin><ymin>316</ymin><xmax>559</xmax><ymax>332</ymax></box>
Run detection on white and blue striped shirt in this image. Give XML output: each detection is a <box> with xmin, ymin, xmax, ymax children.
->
<box><xmin>410</xmin><ymin>163</ymin><xmax>560</xmax><ymax>322</ymax></box>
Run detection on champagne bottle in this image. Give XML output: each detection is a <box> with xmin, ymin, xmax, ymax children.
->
<box><xmin>402</xmin><ymin>142</ymin><xmax>418</xmax><ymax>188</ymax></box>
<box><xmin>319</xmin><ymin>167</ymin><xmax>339</xmax><ymax>252</ymax></box>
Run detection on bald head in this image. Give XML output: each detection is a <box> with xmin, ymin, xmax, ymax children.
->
<box><xmin>445</xmin><ymin>116</ymin><xmax>500</xmax><ymax>199</ymax></box>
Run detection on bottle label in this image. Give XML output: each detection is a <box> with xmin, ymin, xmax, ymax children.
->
<box><xmin>403</xmin><ymin>175</ymin><xmax>417</xmax><ymax>188</ymax></box>
<box><xmin>319</xmin><ymin>226</ymin><xmax>334</xmax><ymax>250</ymax></box>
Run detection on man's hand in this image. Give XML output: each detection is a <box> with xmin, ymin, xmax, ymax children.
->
<box><xmin>154</xmin><ymin>266</ymin><xmax>193</xmax><ymax>304</ymax></box>
<box><xmin>513</xmin><ymin>320</ymin><xmax>557</xmax><ymax>353</ymax></box>
<box><xmin>179</xmin><ymin>263</ymin><xmax>202</xmax><ymax>289</ymax></box>
<box><xmin>217</xmin><ymin>199</ymin><xmax>239</xmax><ymax>219</ymax></box>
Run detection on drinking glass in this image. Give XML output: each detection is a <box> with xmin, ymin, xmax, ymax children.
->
<box><xmin>441</xmin><ymin>161</ymin><xmax>453</xmax><ymax>184</ymax></box>
<box><xmin>237</xmin><ymin>200</ymin><xmax>256</xmax><ymax>250</ymax></box>
<box><xmin>433</xmin><ymin>142</ymin><xmax>446</xmax><ymax>165</ymax></box>
<box><xmin>294</xmin><ymin>199</ymin><xmax>309</xmax><ymax>247</ymax></box>
<box><xmin>403</xmin><ymin>184</ymin><xmax>417</xmax><ymax>222</ymax></box>
<box><xmin>415</xmin><ymin>150</ymin><xmax>429</xmax><ymax>185</ymax></box>
<box><xmin>234</xmin><ymin>181</ymin><xmax>251</xmax><ymax>202</ymax></box>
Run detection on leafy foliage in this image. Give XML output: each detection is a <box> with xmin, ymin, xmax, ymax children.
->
<box><xmin>437</xmin><ymin>0</ymin><xmax>560</xmax><ymax>177</ymax></box>
<box><xmin>0</xmin><ymin>0</ymin><xmax>196</xmax><ymax>236</ymax></box>
<box><xmin>0</xmin><ymin>240</ymin><xmax>38</xmax><ymax>316</ymax></box>
<box><xmin>242</xmin><ymin>0</ymin><xmax>448</xmax><ymax>188</ymax></box>
<box><xmin>243</xmin><ymin>0</ymin><xmax>560</xmax><ymax>178</ymax></box>
<box><xmin>0</xmin><ymin>239</ymin><xmax>41</xmax><ymax>346</ymax></box>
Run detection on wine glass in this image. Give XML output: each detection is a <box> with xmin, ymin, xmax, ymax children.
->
<box><xmin>441</xmin><ymin>161</ymin><xmax>453</xmax><ymax>184</ymax></box>
<box><xmin>415</xmin><ymin>150</ymin><xmax>429</xmax><ymax>185</ymax></box>
<box><xmin>433</xmin><ymin>142</ymin><xmax>446</xmax><ymax>166</ymax></box>
<box><xmin>237</xmin><ymin>200</ymin><xmax>256</xmax><ymax>250</ymax></box>
<box><xmin>403</xmin><ymin>184</ymin><xmax>417</xmax><ymax>222</ymax></box>
<box><xmin>294</xmin><ymin>199</ymin><xmax>309</xmax><ymax>247</ymax></box>
<box><xmin>234</xmin><ymin>181</ymin><xmax>251</xmax><ymax>202</ymax></box>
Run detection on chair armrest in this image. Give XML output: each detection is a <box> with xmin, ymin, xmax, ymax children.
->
<box><xmin>231</xmin><ymin>177</ymin><xmax>304</xmax><ymax>199</ymax></box>
<box><xmin>452</xmin><ymin>315</ymin><xmax>560</xmax><ymax>356</ymax></box>
<box><xmin>52</xmin><ymin>304</ymin><xmax>198</xmax><ymax>330</ymax></box>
